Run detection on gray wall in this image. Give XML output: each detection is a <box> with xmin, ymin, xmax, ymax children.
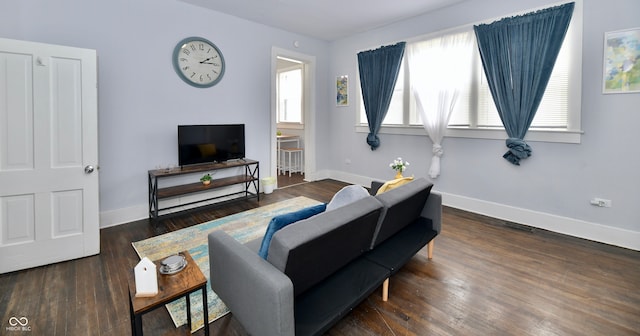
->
<box><xmin>326</xmin><ymin>0</ymin><xmax>640</xmax><ymax>248</ymax></box>
<box><xmin>2</xmin><ymin>0</ymin><xmax>638</xmax><ymax>249</ymax></box>
<box><xmin>0</xmin><ymin>0</ymin><xmax>330</xmax><ymax>222</ymax></box>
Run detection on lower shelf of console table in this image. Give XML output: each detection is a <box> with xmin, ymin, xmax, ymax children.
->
<box><xmin>148</xmin><ymin>159</ymin><xmax>259</xmax><ymax>221</ymax></box>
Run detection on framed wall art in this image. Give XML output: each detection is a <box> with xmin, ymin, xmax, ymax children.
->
<box><xmin>336</xmin><ymin>75</ymin><xmax>349</xmax><ymax>106</ymax></box>
<box><xmin>603</xmin><ymin>28</ymin><xmax>640</xmax><ymax>94</ymax></box>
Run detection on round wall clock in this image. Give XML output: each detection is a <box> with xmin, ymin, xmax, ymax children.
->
<box><xmin>172</xmin><ymin>36</ymin><xmax>225</xmax><ymax>88</ymax></box>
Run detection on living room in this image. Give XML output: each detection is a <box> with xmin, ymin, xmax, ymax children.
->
<box><xmin>1</xmin><ymin>0</ymin><xmax>637</xmax><ymax>248</ymax></box>
<box><xmin>1</xmin><ymin>0</ymin><xmax>639</xmax><ymax>334</ymax></box>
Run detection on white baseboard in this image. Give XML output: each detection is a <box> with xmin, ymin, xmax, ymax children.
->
<box><xmin>100</xmin><ymin>204</ymin><xmax>147</xmax><ymax>228</ymax></box>
<box><xmin>302</xmin><ymin>169</ymin><xmax>331</xmax><ymax>183</ymax></box>
<box><xmin>99</xmin><ymin>170</ymin><xmax>347</xmax><ymax>228</ymax></box>
<box><xmin>314</xmin><ymin>169</ymin><xmax>378</xmax><ymax>188</ymax></box>
<box><xmin>100</xmin><ymin>170</ymin><xmax>639</xmax><ymax>251</ymax></box>
<box><xmin>99</xmin><ymin>186</ymin><xmax>249</xmax><ymax>229</ymax></box>
<box><xmin>442</xmin><ymin>192</ymin><xmax>640</xmax><ymax>251</ymax></box>
<box><xmin>323</xmin><ymin>170</ymin><xmax>639</xmax><ymax>251</ymax></box>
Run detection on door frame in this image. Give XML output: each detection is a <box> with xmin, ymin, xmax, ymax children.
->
<box><xmin>270</xmin><ymin>47</ymin><xmax>316</xmax><ymax>187</ymax></box>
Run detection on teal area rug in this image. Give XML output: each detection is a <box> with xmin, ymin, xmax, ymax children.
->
<box><xmin>131</xmin><ymin>196</ymin><xmax>323</xmax><ymax>333</ymax></box>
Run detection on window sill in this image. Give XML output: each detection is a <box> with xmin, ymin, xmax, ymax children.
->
<box><xmin>355</xmin><ymin>125</ymin><xmax>582</xmax><ymax>144</ymax></box>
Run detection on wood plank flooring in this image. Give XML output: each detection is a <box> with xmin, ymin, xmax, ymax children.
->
<box><xmin>277</xmin><ymin>171</ymin><xmax>306</xmax><ymax>188</ymax></box>
<box><xmin>1</xmin><ymin>179</ymin><xmax>638</xmax><ymax>335</ymax></box>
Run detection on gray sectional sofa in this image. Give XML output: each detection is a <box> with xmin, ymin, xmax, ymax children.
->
<box><xmin>208</xmin><ymin>177</ymin><xmax>442</xmax><ymax>336</ymax></box>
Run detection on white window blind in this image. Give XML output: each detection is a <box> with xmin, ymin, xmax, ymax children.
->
<box><xmin>476</xmin><ymin>36</ymin><xmax>571</xmax><ymax>129</ymax></box>
<box><xmin>356</xmin><ymin>0</ymin><xmax>583</xmax><ymax>143</ymax></box>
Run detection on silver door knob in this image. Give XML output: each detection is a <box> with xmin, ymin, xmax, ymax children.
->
<box><xmin>84</xmin><ymin>165</ymin><xmax>95</xmax><ymax>174</ymax></box>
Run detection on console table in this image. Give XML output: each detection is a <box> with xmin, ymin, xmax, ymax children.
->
<box><xmin>148</xmin><ymin>159</ymin><xmax>259</xmax><ymax>221</ymax></box>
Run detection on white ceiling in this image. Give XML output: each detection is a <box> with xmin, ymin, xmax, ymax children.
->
<box><xmin>178</xmin><ymin>0</ymin><xmax>468</xmax><ymax>41</ymax></box>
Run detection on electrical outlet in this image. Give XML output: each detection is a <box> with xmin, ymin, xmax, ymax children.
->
<box><xmin>590</xmin><ymin>198</ymin><xmax>612</xmax><ymax>208</ymax></box>
<box><xmin>345</xmin><ymin>158</ymin><xmax>351</xmax><ymax>165</ymax></box>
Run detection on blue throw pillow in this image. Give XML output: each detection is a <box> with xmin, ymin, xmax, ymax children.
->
<box><xmin>258</xmin><ymin>203</ymin><xmax>327</xmax><ymax>259</ymax></box>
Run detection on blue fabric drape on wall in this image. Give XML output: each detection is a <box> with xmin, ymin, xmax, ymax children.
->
<box><xmin>357</xmin><ymin>42</ymin><xmax>406</xmax><ymax>150</ymax></box>
<box><xmin>474</xmin><ymin>2</ymin><xmax>574</xmax><ymax>165</ymax></box>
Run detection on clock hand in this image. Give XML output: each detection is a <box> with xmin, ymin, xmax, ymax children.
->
<box><xmin>200</xmin><ymin>54</ymin><xmax>219</xmax><ymax>63</ymax></box>
<box><xmin>200</xmin><ymin>57</ymin><xmax>218</xmax><ymax>64</ymax></box>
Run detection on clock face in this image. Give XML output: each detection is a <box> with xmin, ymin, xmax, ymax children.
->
<box><xmin>172</xmin><ymin>37</ymin><xmax>225</xmax><ymax>88</ymax></box>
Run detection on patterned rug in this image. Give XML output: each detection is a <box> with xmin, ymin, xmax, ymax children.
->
<box><xmin>131</xmin><ymin>196</ymin><xmax>323</xmax><ymax>333</ymax></box>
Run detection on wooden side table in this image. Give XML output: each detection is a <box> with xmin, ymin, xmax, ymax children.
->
<box><xmin>127</xmin><ymin>251</ymin><xmax>209</xmax><ymax>336</ymax></box>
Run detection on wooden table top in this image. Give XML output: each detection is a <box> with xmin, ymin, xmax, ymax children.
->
<box><xmin>277</xmin><ymin>134</ymin><xmax>299</xmax><ymax>140</ymax></box>
<box><xmin>127</xmin><ymin>251</ymin><xmax>207</xmax><ymax>315</ymax></box>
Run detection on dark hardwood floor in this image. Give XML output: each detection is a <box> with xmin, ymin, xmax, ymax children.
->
<box><xmin>277</xmin><ymin>171</ymin><xmax>306</xmax><ymax>188</ymax></box>
<box><xmin>1</xmin><ymin>179</ymin><xmax>639</xmax><ymax>335</ymax></box>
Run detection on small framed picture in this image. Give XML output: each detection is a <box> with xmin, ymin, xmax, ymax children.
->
<box><xmin>603</xmin><ymin>28</ymin><xmax>640</xmax><ymax>94</ymax></box>
<box><xmin>336</xmin><ymin>75</ymin><xmax>349</xmax><ymax>106</ymax></box>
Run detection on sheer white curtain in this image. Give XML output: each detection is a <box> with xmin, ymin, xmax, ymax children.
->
<box><xmin>407</xmin><ymin>31</ymin><xmax>473</xmax><ymax>178</ymax></box>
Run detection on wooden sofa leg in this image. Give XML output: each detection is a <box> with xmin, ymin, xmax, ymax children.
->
<box><xmin>427</xmin><ymin>240</ymin><xmax>434</xmax><ymax>260</ymax></box>
<box><xmin>382</xmin><ymin>278</ymin><xmax>389</xmax><ymax>302</ymax></box>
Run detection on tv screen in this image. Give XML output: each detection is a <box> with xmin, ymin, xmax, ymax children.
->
<box><xmin>178</xmin><ymin>124</ymin><xmax>245</xmax><ymax>166</ymax></box>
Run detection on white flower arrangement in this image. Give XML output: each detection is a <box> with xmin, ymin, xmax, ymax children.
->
<box><xmin>389</xmin><ymin>157</ymin><xmax>409</xmax><ymax>172</ymax></box>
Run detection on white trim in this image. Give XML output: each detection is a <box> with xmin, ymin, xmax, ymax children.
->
<box><xmin>99</xmin><ymin>187</ymin><xmax>249</xmax><ymax>228</ymax></box>
<box><xmin>355</xmin><ymin>124</ymin><xmax>583</xmax><ymax>144</ymax></box>
<box><xmin>100</xmin><ymin>168</ymin><xmax>639</xmax><ymax>252</ymax></box>
<box><xmin>271</xmin><ymin>47</ymin><xmax>317</xmax><ymax>189</ymax></box>
<box><xmin>442</xmin><ymin>192</ymin><xmax>640</xmax><ymax>251</ymax></box>
<box><xmin>324</xmin><ymin>170</ymin><xmax>639</xmax><ymax>251</ymax></box>
<box><xmin>99</xmin><ymin>204</ymin><xmax>147</xmax><ymax>228</ymax></box>
<box><xmin>444</xmin><ymin>127</ymin><xmax>583</xmax><ymax>144</ymax></box>
<box><xmin>303</xmin><ymin>169</ymin><xmax>331</xmax><ymax>183</ymax></box>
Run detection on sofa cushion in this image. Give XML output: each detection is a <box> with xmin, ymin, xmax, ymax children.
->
<box><xmin>326</xmin><ymin>184</ymin><xmax>370</xmax><ymax>211</ymax></box>
<box><xmin>375</xmin><ymin>176</ymin><xmax>414</xmax><ymax>195</ymax></box>
<box><xmin>364</xmin><ymin>217</ymin><xmax>437</xmax><ymax>274</ymax></box>
<box><xmin>294</xmin><ymin>257</ymin><xmax>389</xmax><ymax>336</ymax></box>
<box><xmin>371</xmin><ymin>178</ymin><xmax>433</xmax><ymax>249</ymax></box>
<box><xmin>258</xmin><ymin>203</ymin><xmax>327</xmax><ymax>259</ymax></box>
<box><xmin>268</xmin><ymin>196</ymin><xmax>383</xmax><ymax>296</ymax></box>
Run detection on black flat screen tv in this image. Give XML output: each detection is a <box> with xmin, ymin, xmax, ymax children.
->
<box><xmin>178</xmin><ymin>124</ymin><xmax>245</xmax><ymax>166</ymax></box>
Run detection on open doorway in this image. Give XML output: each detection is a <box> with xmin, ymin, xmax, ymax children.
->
<box><xmin>271</xmin><ymin>47</ymin><xmax>316</xmax><ymax>189</ymax></box>
<box><xmin>276</xmin><ymin>56</ymin><xmax>305</xmax><ymax>187</ymax></box>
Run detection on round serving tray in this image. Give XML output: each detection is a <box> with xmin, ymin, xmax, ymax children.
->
<box><xmin>159</xmin><ymin>254</ymin><xmax>187</xmax><ymax>275</ymax></box>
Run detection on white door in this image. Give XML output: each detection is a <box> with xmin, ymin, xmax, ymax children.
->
<box><xmin>0</xmin><ymin>38</ymin><xmax>99</xmax><ymax>274</ymax></box>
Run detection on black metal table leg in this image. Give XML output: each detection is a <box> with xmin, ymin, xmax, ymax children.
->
<box><xmin>134</xmin><ymin>315</ymin><xmax>143</xmax><ymax>336</ymax></box>
<box><xmin>186</xmin><ymin>292</ymin><xmax>192</xmax><ymax>331</ymax></box>
<box><xmin>202</xmin><ymin>285</ymin><xmax>209</xmax><ymax>336</ymax></box>
<box><xmin>129</xmin><ymin>291</ymin><xmax>137</xmax><ymax>336</ymax></box>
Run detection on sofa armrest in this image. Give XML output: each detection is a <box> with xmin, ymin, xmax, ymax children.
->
<box><xmin>208</xmin><ymin>231</ymin><xmax>295</xmax><ymax>336</ymax></box>
<box><xmin>422</xmin><ymin>191</ymin><xmax>442</xmax><ymax>234</ymax></box>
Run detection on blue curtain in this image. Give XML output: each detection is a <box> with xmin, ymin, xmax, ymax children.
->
<box><xmin>474</xmin><ymin>2</ymin><xmax>574</xmax><ymax>165</ymax></box>
<box><xmin>358</xmin><ymin>42</ymin><xmax>406</xmax><ymax>150</ymax></box>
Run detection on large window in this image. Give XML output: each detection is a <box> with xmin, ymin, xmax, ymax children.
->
<box><xmin>357</xmin><ymin>2</ymin><xmax>583</xmax><ymax>143</ymax></box>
